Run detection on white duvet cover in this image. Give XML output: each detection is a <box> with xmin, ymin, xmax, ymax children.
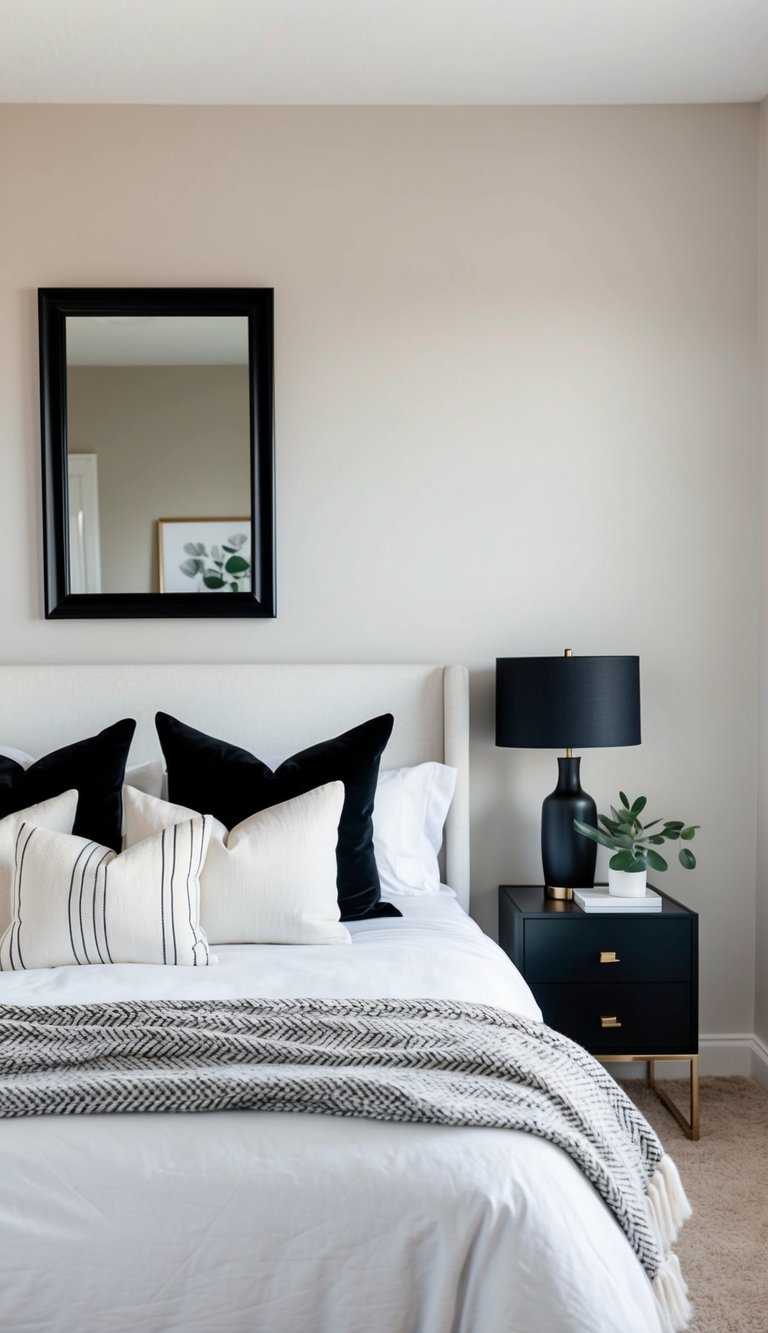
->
<box><xmin>0</xmin><ymin>892</ymin><xmax>664</xmax><ymax>1333</ymax></box>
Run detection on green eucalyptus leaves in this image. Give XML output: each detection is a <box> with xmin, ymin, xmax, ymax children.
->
<box><xmin>179</xmin><ymin>532</ymin><xmax>251</xmax><ymax>592</ymax></box>
<box><xmin>574</xmin><ymin>792</ymin><xmax>699</xmax><ymax>874</ymax></box>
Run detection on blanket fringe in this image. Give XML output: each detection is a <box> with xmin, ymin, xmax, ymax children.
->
<box><xmin>652</xmin><ymin>1253</ymin><xmax>692</xmax><ymax>1333</ymax></box>
<box><xmin>647</xmin><ymin>1156</ymin><xmax>693</xmax><ymax>1332</ymax></box>
<box><xmin>646</xmin><ymin>1155</ymin><xmax>693</xmax><ymax>1250</ymax></box>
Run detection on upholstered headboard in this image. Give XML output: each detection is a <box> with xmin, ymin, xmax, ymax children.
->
<box><xmin>0</xmin><ymin>663</ymin><xmax>470</xmax><ymax>910</ymax></box>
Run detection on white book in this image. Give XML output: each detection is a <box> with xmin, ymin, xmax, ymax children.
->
<box><xmin>573</xmin><ymin>886</ymin><xmax>662</xmax><ymax>912</ymax></box>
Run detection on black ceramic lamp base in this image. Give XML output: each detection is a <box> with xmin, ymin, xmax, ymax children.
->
<box><xmin>541</xmin><ymin>756</ymin><xmax>597</xmax><ymax>899</ymax></box>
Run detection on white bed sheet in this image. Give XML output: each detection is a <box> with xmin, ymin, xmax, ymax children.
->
<box><xmin>0</xmin><ymin>891</ymin><xmax>663</xmax><ymax>1333</ymax></box>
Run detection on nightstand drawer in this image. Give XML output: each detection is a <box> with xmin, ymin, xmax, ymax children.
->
<box><xmin>524</xmin><ymin>916</ymin><xmax>691</xmax><ymax>984</ymax></box>
<box><xmin>534</xmin><ymin>982</ymin><xmax>695</xmax><ymax>1054</ymax></box>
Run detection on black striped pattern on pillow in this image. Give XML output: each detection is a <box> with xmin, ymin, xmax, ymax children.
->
<box><xmin>0</xmin><ymin>816</ymin><xmax>211</xmax><ymax>970</ymax></box>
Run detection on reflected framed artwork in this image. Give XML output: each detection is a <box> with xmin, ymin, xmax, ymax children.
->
<box><xmin>158</xmin><ymin>518</ymin><xmax>252</xmax><ymax>594</ymax></box>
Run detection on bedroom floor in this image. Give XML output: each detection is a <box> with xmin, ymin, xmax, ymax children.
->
<box><xmin>627</xmin><ymin>1076</ymin><xmax>768</xmax><ymax>1333</ymax></box>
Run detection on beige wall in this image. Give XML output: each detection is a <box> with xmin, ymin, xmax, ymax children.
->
<box><xmin>68</xmin><ymin>365</ymin><xmax>250</xmax><ymax>592</ymax></box>
<box><xmin>0</xmin><ymin>105</ymin><xmax>760</xmax><ymax>1037</ymax></box>
<box><xmin>757</xmin><ymin>98</ymin><xmax>768</xmax><ymax>1049</ymax></box>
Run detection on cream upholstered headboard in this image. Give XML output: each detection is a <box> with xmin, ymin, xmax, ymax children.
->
<box><xmin>0</xmin><ymin>663</ymin><xmax>471</xmax><ymax>910</ymax></box>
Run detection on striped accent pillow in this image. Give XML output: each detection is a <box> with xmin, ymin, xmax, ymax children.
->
<box><xmin>0</xmin><ymin>815</ymin><xmax>212</xmax><ymax>970</ymax></box>
<box><xmin>0</xmin><ymin>790</ymin><xmax>79</xmax><ymax>939</ymax></box>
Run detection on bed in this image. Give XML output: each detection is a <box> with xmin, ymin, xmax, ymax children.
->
<box><xmin>0</xmin><ymin>663</ymin><xmax>689</xmax><ymax>1333</ymax></box>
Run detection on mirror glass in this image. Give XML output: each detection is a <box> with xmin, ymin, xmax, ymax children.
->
<box><xmin>39</xmin><ymin>289</ymin><xmax>275</xmax><ymax>619</ymax></box>
<box><xmin>65</xmin><ymin>315</ymin><xmax>250</xmax><ymax>595</ymax></box>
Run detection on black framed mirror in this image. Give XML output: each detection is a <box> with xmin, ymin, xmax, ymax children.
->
<box><xmin>39</xmin><ymin>287</ymin><xmax>275</xmax><ymax>618</ymax></box>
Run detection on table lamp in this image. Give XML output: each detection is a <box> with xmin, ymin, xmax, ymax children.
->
<box><xmin>495</xmin><ymin>650</ymin><xmax>641</xmax><ymax>899</ymax></box>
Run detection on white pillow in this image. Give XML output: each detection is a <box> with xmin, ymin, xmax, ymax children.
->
<box><xmin>123</xmin><ymin>783</ymin><xmax>351</xmax><ymax>947</ymax></box>
<box><xmin>0</xmin><ymin>790</ymin><xmax>79</xmax><ymax>938</ymax></box>
<box><xmin>0</xmin><ymin>746</ymin><xmax>34</xmax><ymax>769</ymax></box>
<box><xmin>121</xmin><ymin>760</ymin><xmax>167</xmax><ymax>840</ymax></box>
<box><xmin>124</xmin><ymin>760</ymin><xmax>165</xmax><ymax>799</ymax></box>
<box><xmin>373</xmin><ymin>763</ymin><xmax>457</xmax><ymax>896</ymax></box>
<box><xmin>0</xmin><ymin>815</ymin><xmax>212</xmax><ymax>970</ymax></box>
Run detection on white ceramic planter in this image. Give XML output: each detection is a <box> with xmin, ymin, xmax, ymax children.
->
<box><xmin>608</xmin><ymin>867</ymin><xmax>648</xmax><ymax>897</ymax></box>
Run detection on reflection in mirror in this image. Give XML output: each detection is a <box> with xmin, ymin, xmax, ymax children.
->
<box><xmin>67</xmin><ymin>453</ymin><xmax>102</xmax><ymax>593</ymax></box>
<box><xmin>65</xmin><ymin>315</ymin><xmax>251</xmax><ymax>595</ymax></box>
<box><xmin>39</xmin><ymin>288</ymin><xmax>275</xmax><ymax>619</ymax></box>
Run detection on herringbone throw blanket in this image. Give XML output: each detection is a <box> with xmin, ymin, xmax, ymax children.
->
<box><xmin>0</xmin><ymin>997</ymin><xmax>691</xmax><ymax>1332</ymax></box>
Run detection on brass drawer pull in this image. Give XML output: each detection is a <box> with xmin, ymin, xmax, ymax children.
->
<box><xmin>601</xmin><ymin>1016</ymin><xmax>622</xmax><ymax>1029</ymax></box>
<box><xmin>599</xmin><ymin>950</ymin><xmax>620</xmax><ymax>964</ymax></box>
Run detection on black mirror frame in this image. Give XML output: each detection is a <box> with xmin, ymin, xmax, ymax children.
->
<box><xmin>38</xmin><ymin>287</ymin><xmax>276</xmax><ymax>619</ymax></box>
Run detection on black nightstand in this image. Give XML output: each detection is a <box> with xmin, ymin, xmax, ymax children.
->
<box><xmin>499</xmin><ymin>884</ymin><xmax>700</xmax><ymax>1139</ymax></box>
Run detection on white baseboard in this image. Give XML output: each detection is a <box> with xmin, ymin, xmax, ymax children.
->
<box><xmin>699</xmin><ymin>1033</ymin><xmax>754</xmax><ymax>1076</ymax></box>
<box><xmin>612</xmin><ymin>1033</ymin><xmax>768</xmax><ymax>1082</ymax></box>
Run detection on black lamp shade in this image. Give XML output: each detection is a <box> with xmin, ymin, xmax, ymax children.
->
<box><xmin>495</xmin><ymin>656</ymin><xmax>641</xmax><ymax>750</ymax></box>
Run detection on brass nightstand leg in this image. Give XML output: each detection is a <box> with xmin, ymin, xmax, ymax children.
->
<box><xmin>598</xmin><ymin>1054</ymin><xmax>700</xmax><ymax>1141</ymax></box>
<box><xmin>647</xmin><ymin>1055</ymin><xmax>700</xmax><ymax>1141</ymax></box>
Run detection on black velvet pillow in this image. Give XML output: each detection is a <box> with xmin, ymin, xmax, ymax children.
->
<box><xmin>0</xmin><ymin>719</ymin><xmax>136</xmax><ymax>853</ymax></box>
<box><xmin>155</xmin><ymin>711</ymin><xmax>401</xmax><ymax>921</ymax></box>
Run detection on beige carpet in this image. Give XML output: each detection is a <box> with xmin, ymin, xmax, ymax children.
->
<box><xmin>626</xmin><ymin>1076</ymin><xmax>768</xmax><ymax>1333</ymax></box>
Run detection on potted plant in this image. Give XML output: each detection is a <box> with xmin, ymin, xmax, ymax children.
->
<box><xmin>573</xmin><ymin>793</ymin><xmax>699</xmax><ymax>897</ymax></box>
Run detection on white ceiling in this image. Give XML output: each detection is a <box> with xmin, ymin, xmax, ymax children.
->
<box><xmin>1</xmin><ymin>0</ymin><xmax>767</xmax><ymax>105</ymax></box>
